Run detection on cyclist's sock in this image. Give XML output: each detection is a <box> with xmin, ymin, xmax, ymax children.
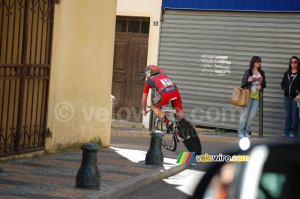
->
<box><xmin>161</xmin><ymin>116</ymin><xmax>169</xmax><ymax>124</ymax></box>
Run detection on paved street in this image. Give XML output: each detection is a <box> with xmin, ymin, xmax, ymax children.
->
<box><xmin>0</xmin><ymin>129</ymin><xmax>297</xmax><ymax>199</ymax></box>
<box><xmin>111</xmin><ymin>135</ymin><xmax>298</xmax><ymax>198</ymax></box>
<box><xmin>111</xmin><ymin>136</ymin><xmax>240</xmax><ymax>198</ymax></box>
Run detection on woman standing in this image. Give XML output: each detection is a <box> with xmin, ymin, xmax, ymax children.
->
<box><xmin>238</xmin><ymin>56</ymin><xmax>266</xmax><ymax>138</ymax></box>
<box><xmin>281</xmin><ymin>56</ymin><xmax>300</xmax><ymax>138</ymax></box>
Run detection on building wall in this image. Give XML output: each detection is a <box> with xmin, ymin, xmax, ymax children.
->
<box><xmin>46</xmin><ymin>0</ymin><xmax>117</xmax><ymax>152</ymax></box>
<box><xmin>116</xmin><ymin>0</ymin><xmax>162</xmax><ymax>128</ymax></box>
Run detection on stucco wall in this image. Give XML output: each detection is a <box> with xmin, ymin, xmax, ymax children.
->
<box><xmin>116</xmin><ymin>0</ymin><xmax>162</xmax><ymax>128</ymax></box>
<box><xmin>46</xmin><ymin>0</ymin><xmax>117</xmax><ymax>152</ymax></box>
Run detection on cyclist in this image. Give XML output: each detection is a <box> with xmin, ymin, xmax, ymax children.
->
<box><xmin>141</xmin><ymin>65</ymin><xmax>184</xmax><ymax>133</ymax></box>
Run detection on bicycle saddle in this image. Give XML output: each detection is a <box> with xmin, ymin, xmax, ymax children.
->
<box><xmin>168</xmin><ymin>97</ymin><xmax>177</xmax><ymax>103</ymax></box>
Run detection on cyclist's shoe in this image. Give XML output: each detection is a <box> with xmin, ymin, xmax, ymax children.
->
<box><xmin>166</xmin><ymin>122</ymin><xmax>173</xmax><ymax>133</ymax></box>
<box><xmin>289</xmin><ymin>133</ymin><xmax>295</xmax><ymax>139</ymax></box>
<box><xmin>175</xmin><ymin>130</ymin><xmax>185</xmax><ymax>141</ymax></box>
<box><xmin>244</xmin><ymin>133</ymin><xmax>251</xmax><ymax>138</ymax></box>
<box><xmin>281</xmin><ymin>133</ymin><xmax>287</xmax><ymax>138</ymax></box>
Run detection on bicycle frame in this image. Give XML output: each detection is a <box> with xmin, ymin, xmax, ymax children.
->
<box><xmin>160</xmin><ymin>101</ymin><xmax>185</xmax><ymax>140</ymax></box>
<box><xmin>148</xmin><ymin>100</ymin><xmax>183</xmax><ymax>138</ymax></box>
<box><xmin>149</xmin><ymin>102</ymin><xmax>202</xmax><ymax>154</ymax></box>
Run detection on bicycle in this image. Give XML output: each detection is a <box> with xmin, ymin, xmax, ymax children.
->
<box><xmin>147</xmin><ymin>98</ymin><xmax>202</xmax><ymax>155</ymax></box>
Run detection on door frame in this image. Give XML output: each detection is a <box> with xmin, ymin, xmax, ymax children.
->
<box><xmin>112</xmin><ymin>16</ymin><xmax>150</xmax><ymax>122</ymax></box>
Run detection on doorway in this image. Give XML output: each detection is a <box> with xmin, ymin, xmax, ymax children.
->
<box><xmin>112</xmin><ymin>17</ymin><xmax>150</xmax><ymax>122</ymax></box>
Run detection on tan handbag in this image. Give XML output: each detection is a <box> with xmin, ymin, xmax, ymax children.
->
<box><xmin>231</xmin><ymin>85</ymin><xmax>249</xmax><ymax>107</ymax></box>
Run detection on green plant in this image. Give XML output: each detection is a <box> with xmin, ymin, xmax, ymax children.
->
<box><xmin>215</xmin><ymin>128</ymin><xmax>228</xmax><ymax>133</ymax></box>
<box><xmin>131</xmin><ymin>125</ymin><xmax>136</xmax><ymax>128</ymax></box>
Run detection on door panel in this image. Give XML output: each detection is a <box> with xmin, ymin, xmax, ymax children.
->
<box><xmin>112</xmin><ymin>34</ymin><xmax>149</xmax><ymax>122</ymax></box>
<box><xmin>112</xmin><ymin>81</ymin><xmax>125</xmax><ymax>111</ymax></box>
<box><xmin>128</xmin><ymin>37</ymin><xmax>149</xmax><ymax>121</ymax></box>
<box><xmin>112</xmin><ymin>38</ymin><xmax>130</xmax><ymax>112</ymax></box>
<box><xmin>113</xmin><ymin>39</ymin><xmax>129</xmax><ymax>72</ymax></box>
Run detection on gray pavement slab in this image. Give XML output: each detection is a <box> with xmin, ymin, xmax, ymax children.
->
<box><xmin>0</xmin><ymin>146</ymin><xmax>188</xmax><ymax>199</ymax></box>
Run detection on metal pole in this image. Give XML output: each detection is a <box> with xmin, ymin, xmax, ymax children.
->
<box><xmin>259</xmin><ymin>90</ymin><xmax>263</xmax><ymax>138</ymax></box>
<box><xmin>148</xmin><ymin>90</ymin><xmax>155</xmax><ymax>131</ymax></box>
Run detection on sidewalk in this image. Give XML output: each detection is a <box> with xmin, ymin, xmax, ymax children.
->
<box><xmin>0</xmin><ymin>146</ymin><xmax>188</xmax><ymax>199</ymax></box>
<box><xmin>111</xmin><ymin>119</ymin><xmax>299</xmax><ymax>145</ymax></box>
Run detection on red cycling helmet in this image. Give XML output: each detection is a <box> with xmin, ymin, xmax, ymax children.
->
<box><xmin>144</xmin><ymin>65</ymin><xmax>164</xmax><ymax>77</ymax></box>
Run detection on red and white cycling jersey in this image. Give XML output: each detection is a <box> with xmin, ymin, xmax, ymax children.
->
<box><xmin>143</xmin><ymin>74</ymin><xmax>177</xmax><ymax>94</ymax></box>
<box><xmin>143</xmin><ymin>74</ymin><xmax>182</xmax><ymax>110</ymax></box>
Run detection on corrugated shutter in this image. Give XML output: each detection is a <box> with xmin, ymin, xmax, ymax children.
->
<box><xmin>158</xmin><ymin>10</ymin><xmax>300</xmax><ymax>134</ymax></box>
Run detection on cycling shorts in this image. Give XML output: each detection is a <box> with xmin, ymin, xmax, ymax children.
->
<box><xmin>152</xmin><ymin>88</ymin><xmax>182</xmax><ymax>111</ymax></box>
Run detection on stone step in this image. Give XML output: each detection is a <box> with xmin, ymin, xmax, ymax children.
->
<box><xmin>111</xmin><ymin>119</ymin><xmax>146</xmax><ymax>129</ymax></box>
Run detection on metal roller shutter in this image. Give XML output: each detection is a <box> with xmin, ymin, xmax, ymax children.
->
<box><xmin>158</xmin><ymin>9</ymin><xmax>300</xmax><ymax>134</ymax></box>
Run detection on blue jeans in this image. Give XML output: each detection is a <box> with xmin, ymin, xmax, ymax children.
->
<box><xmin>238</xmin><ymin>97</ymin><xmax>259</xmax><ymax>135</ymax></box>
<box><xmin>283</xmin><ymin>97</ymin><xmax>299</xmax><ymax>135</ymax></box>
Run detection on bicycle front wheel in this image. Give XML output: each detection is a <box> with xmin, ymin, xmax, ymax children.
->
<box><xmin>154</xmin><ymin>117</ymin><xmax>177</xmax><ymax>152</ymax></box>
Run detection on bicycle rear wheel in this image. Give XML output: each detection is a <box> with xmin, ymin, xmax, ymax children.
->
<box><xmin>154</xmin><ymin>116</ymin><xmax>177</xmax><ymax>152</ymax></box>
<box><xmin>177</xmin><ymin>118</ymin><xmax>202</xmax><ymax>155</ymax></box>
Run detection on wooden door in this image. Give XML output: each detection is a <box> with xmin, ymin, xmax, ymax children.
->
<box><xmin>112</xmin><ymin>35</ymin><xmax>148</xmax><ymax>122</ymax></box>
<box><xmin>112</xmin><ymin>17</ymin><xmax>150</xmax><ymax>122</ymax></box>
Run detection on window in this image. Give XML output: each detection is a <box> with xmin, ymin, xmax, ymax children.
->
<box><xmin>115</xmin><ymin>17</ymin><xmax>150</xmax><ymax>34</ymax></box>
<box><xmin>258</xmin><ymin>172</ymin><xmax>286</xmax><ymax>199</ymax></box>
<box><xmin>141</xmin><ymin>21</ymin><xmax>150</xmax><ymax>33</ymax></box>
<box><xmin>128</xmin><ymin>21</ymin><xmax>140</xmax><ymax>33</ymax></box>
<box><xmin>116</xmin><ymin>20</ymin><xmax>127</xmax><ymax>32</ymax></box>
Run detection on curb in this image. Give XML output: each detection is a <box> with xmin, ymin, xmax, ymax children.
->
<box><xmin>111</xmin><ymin>130</ymin><xmax>294</xmax><ymax>144</ymax></box>
<box><xmin>82</xmin><ymin>163</ymin><xmax>190</xmax><ymax>199</ymax></box>
<box><xmin>111</xmin><ymin>130</ymin><xmax>149</xmax><ymax>138</ymax></box>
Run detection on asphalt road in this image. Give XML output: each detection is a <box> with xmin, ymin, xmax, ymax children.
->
<box><xmin>110</xmin><ymin>136</ymin><xmax>241</xmax><ymax>199</ymax></box>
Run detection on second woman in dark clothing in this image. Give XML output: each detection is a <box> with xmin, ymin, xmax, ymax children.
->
<box><xmin>281</xmin><ymin>56</ymin><xmax>300</xmax><ymax>138</ymax></box>
<box><xmin>238</xmin><ymin>56</ymin><xmax>266</xmax><ymax>138</ymax></box>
